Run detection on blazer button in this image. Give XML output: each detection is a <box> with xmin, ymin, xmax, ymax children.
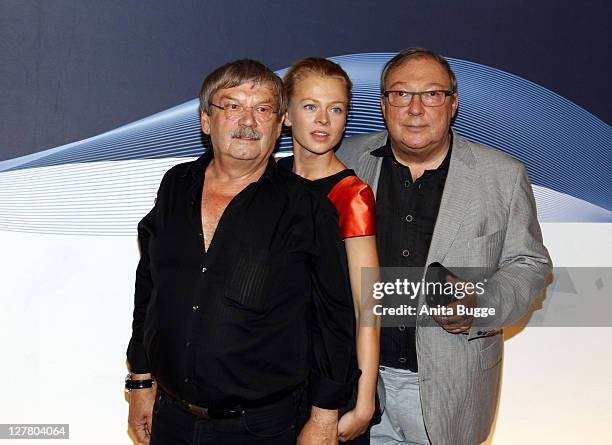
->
<box><xmin>402</xmin><ymin>249</ymin><xmax>410</xmax><ymax>257</ymax></box>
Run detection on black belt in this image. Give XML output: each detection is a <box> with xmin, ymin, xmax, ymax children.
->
<box><xmin>169</xmin><ymin>385</ymin><xmax>299</xmax><ymax>420</ymax></box>
<box><xmin>182</xmin><ymin>402</ymin><xmax>244</xmax><ymax>419</ymax></box>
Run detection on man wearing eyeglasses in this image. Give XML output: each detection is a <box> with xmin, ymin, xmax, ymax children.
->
<box><xmin>126</xmin><ymin>59</ymin><xmax>356</xmax><ymax>445</ymax></box>
<box><xmin>337</xmin><ymin>48</ymin><xmax>551</xmax><ymax>444</ymax></box>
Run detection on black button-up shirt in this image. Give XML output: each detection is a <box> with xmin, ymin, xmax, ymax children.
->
<box><xmin>374</xmin><ymin>136</ymin><xmax>451</xmax><ymax>371</ymax></box>
<box><xmin>127</xmin><ymin>151</ymin><xmax>356</xmax><ymax>409</ymax></box>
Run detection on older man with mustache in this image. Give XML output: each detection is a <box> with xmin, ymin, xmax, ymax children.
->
<box><xmin>126</xmin><ymin>59</ymin><xmax>356</xmax><ymax>445</ymax></box>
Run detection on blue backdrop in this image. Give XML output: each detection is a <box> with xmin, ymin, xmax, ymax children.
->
<box><xmin>0</xmin><ymin>0</ymin><xmax>610</xmax><ymax>231</ymax></box>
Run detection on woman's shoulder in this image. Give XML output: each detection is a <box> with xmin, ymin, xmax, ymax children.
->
<box><xmin>327</xmin><ymin>173</ymin><xmax>376</xmax><ymax>238</ymax></box>
<box><xmin>328</xmin><ymin>173</ymin><xmax>374</xmax><ymax>206</ymax></box>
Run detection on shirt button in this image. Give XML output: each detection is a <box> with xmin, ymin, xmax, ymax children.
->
<box><xmin>402</xmin><ymin>249</ymin><xmax>410</xmax><ymax>257</ymax></box>
<box><xmin>404</xmin><ymin>180</ymin><xmax>411</xmax><ymax>189</ymax></box>
<box><xmin>185</xmin><ymin>341</ymin><xmax>191</xmax><ymax>347</ymax></box>
<box><xmin>398</xmin><ymin>324</ymin><xmax>406</xmax><ymax>331</ymax></box>
<box><xmin>201</xmin><ymin>267</ymin><xmax>207</xmax><ymax>273</ymax></box>
<box><xmin>184</xmin><ymin>377</ymin><xmax>189</xmax><ymax>383</ymax></box>
<box><xmin>405</xmin><ymin>215</ymin><xmax>413</xmax><ymax>223</ymax></box>
<box><xmin>398</xmin><ymin>357</ymin><xmax>407</xmax><ymax>364</ymax></box>
<box><xmin>192</xmin><ymin>305</ymin><xmax>199</xmax><ymax>311</ymax></box>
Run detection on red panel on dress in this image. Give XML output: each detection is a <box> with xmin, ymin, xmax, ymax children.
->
<box><xmin>327</xmin><ymin>175</ymin><xmax>377</xmax><ymax>239</ymax></box>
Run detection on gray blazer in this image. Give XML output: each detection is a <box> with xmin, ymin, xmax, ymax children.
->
<box><xmin>337</xmin><ymin>130</ymin><xmax>552</xmax><ymax>445</ymax></box>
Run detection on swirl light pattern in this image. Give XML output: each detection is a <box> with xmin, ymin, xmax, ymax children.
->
<box><xmin>0</xmin><ymin>53</ymin><xmax>610</xmax><ymax>235</ymax></box>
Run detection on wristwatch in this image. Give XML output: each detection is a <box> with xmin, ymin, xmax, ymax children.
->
<box><xmin>125</xmin><ymin>373</ymin><xmax>154</xmax><ymax>391</ymax></box>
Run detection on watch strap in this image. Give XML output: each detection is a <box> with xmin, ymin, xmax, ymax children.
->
<box><xmin>125</xmin><ymin>374</ymin><xmax>154</xmax><ymax>390</ymax></box>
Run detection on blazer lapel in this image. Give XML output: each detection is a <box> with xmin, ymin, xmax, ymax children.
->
<box><xmin>426</xmin><ymin>133</ymin><xmax>478</xmax><ymax>264</ymax></box>
<box><xmin>355</xmin><ymin>131</ymin><xmax>386</xmax><ymax>195</ymax></box>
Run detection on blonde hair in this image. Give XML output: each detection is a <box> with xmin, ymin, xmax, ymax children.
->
<box><xmin>283</xmin><ymin>57</ymin><xmax>352</xmax><ymax>104</ymax></box>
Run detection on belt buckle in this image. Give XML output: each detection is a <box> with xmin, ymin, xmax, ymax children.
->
<box><xmin>186</xmin><ymin>403</ymin><xmax>211</xmax><ymax>419</ymax></box>
<box><xmin>209</xmin><ymin>406</ymin><xmax>245</xmax><ymax>419</ymax></box>
<box><xmin>186</xmin><ymin>402</ymin><xmax>245</xmax><ymax>419</ymax></box>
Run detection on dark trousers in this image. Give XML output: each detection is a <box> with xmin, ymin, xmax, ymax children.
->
<box><xmin>150</xmin><ymin>389</ymin><xmax>300</xmax><ymax>445</ymax></box>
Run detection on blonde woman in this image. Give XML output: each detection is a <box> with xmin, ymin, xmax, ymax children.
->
<box><xmin>280</xmin><ymin>57</ymin><xmax>380</xmax><ymax>444</ymax></box>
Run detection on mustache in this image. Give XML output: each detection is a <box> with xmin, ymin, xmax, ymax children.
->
<box><xmin>230</xmin><ymin>126</ymin><xmax>262</xmax><ymax>140</ymax></box>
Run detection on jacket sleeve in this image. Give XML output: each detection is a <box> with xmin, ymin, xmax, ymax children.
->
<box><xmin>468</xmin><ymin>163</ymin><xmax>552</xmax><ymax>338</ymax></box>
<box><xmin>308</xmin><ymin>197</ymin><xmax>358</xmax><ymax>408</ymax></box>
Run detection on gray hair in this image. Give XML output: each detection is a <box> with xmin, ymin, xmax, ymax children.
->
<box><xmin>199</xmin><ymin>59</ymin><xmax>286</xmax><ymax>117</ymax></box>
<box><xmin>380</xmin><ymin>48</ymin><xmax>458</xmax><ymax>94</ymax></box>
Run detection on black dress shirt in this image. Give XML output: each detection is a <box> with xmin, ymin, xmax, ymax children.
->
<box><xmin>127</xmin><ymin>150</ymin><xmax>356</xmax><ymax>409</ymax></box>
<box><xmin>374</xmin><ymin>136</ymin><xmax>451</xmax><ymax>371</ymax></box>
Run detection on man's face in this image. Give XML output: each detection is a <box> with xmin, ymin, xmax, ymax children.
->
<box><xmin>381</xmin><ymin>57</ymin><xmax>458</xmax><ymax>157</ymax></box>
<box><xmin>201</xmin><ymin>81</ymin><xmax>282</xmax><ymax>162</ymax></box>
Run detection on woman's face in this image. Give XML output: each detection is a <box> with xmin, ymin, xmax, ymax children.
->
<box><xmin>285</xmin><ymin>74</ymin><xmax>349</xmax><ymax>156</ymax></box>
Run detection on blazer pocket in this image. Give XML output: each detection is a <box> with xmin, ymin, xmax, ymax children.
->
<box><xmin>479</xmin><ymin>335</ymin><xmax>503</xmax><ymax>371</ymax></box>
<box><xmin>467</xmin><ymin>228</ymin><xmax>504</xmax><ymax>247</ymax></box>
<box><xmin>465</xmin><ymin>229</ymin><xmax>505</xmax><ymax>267</ymax></box>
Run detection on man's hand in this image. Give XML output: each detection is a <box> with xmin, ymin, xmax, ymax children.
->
<box><xmin>432</xmin><ymin>275</ymin><xmax>476</xmax><ymax>334</ymax></box>
<box><xmin>297</xmin><ymin>407</ymin><xmax>339</xmax><ymax>445</ymax></box>
<box><xmin>128</xmin><ymin>384</ymin><xmax>156</xmax><ymax>444</ymax></box>
<box><xmin>337</xmin><ymin>403</ymin><xmax>373</xmax><ymax>442</ymax></box>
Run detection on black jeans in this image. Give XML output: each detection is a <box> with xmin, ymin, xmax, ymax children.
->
<box><xmin>150</xmin><ymin>389</ymin><xmax>299</xmax><ymax>445</ymax></box>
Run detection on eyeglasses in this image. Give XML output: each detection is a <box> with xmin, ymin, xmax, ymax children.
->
<box><xmin>382</xmin><ymin>90</ymin><xmax>455</xmax><ymax>107</ymax></box>
<box><xmin>209</xmin><ymin>101</ymin><xmax>278</xmax><ymax>121</ymax></box>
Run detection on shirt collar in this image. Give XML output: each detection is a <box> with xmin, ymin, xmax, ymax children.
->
<box><xmin>370</xmin><ymin>141</ymin><xmax>393</xmax><ymax>158</ymax></box>
<box><xmin>183</xmin><ymin>149</ymin><xmax>277</xmax><ymax>183</ymax></box>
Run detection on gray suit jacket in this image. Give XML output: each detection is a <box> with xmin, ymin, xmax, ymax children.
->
<box><xmin>337</xmin><ymin>130</ymin><xmax>551</xmax><ymax>445</ymax></box>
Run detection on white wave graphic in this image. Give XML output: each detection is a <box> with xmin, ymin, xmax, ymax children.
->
<box><xmin>0</xmin><ymin>159</ymin><xmax>609</xmax><ymax>236</ymax></box>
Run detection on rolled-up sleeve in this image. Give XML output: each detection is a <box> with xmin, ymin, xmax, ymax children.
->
<box><xmin>308</xmin><ymin>198</ymin><xmax>358</xmax><ymax>408</ymax></box>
